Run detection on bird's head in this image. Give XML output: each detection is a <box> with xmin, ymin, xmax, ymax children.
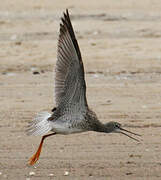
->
<box><xmin>104</xmin><ymin>121</ymin><xmax>141</xmax><ymax>142</ymax></box>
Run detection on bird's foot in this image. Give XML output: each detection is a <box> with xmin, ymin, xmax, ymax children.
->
<box><xmin>29</xmin><ymin>151</ymin><xmax>40</xmax><ymax>165</ymax></box>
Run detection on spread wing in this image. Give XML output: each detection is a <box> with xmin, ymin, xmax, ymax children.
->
<box><xmin>54</xmin><ymin>9</ymin><xmax>88</xmax><ymax>110</ymax></box>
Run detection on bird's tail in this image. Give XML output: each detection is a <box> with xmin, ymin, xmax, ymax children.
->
<box><xmin>26</xmin><ymin>112</ymin><xmax>52</xmax><ymax>136</ymax></box>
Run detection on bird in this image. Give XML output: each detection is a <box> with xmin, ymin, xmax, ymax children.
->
<box><xmin>27</xmin><ymin>9</ymin><xmax>141</xmax><ymax>166</ymax></box>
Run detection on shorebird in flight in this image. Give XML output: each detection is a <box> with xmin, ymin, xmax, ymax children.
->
<box><xmin>27</xmin><ymin>9</ymin><xmax>141</xmax><ymax>165</ymax></box>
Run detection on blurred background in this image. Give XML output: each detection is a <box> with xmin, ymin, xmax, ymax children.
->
<box><xmin>0</xmin><ymin>0</ymin><xmax>161</xmax><ymax>179</ymax></box>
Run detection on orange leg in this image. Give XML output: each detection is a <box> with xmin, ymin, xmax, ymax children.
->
<box><xmin>29</xmin><ymin>132</ymin><xmax>56</xmax><ymax>165</ymax></box>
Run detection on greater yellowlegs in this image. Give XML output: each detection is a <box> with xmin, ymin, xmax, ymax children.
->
<box><xmin>27</xmin><ymin>9</ymin><xmax>141</xmax><ymax>165</ymax></box>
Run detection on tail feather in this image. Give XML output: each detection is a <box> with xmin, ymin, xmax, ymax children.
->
<box><xmin>27</xmin><ymin>112</ymin><xmax>52</xmax><ymax>136</ymax></box>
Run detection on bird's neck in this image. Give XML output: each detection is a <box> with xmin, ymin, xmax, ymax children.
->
<box><xmin>94</xmin><ymin>122</ymin><xmax>113</xmax><ymax>133</ymax></box>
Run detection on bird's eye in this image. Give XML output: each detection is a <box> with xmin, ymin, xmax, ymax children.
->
<box><xmin>115</xmin><ymin>124</ymin><xmax>120</xmax><ymax>128</ymax></box>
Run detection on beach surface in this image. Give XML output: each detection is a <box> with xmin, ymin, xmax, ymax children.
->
<box><xmin>0</xmin><ymin>0</ymin><xmax>161</xmax><ymax>179</ymax></box>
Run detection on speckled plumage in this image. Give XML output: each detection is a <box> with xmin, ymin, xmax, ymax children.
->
<box><xmin>27</xmin><ymin>9</ymin><xmax>141</xmax><ymax>166</ymax></box>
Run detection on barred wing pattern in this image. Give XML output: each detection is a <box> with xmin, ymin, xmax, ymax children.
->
<box><xmin>54</xmin><ymin>10</ymin><xmax>88</xmax><ymax>110</ymax></box>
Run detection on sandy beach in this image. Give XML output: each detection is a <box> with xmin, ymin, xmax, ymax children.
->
<box><xmin>0</xmin><ymin>0</ymin><xmax>161</xmax><ymax>179</ymax></box>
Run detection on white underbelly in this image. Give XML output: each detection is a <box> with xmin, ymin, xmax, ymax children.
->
<box><xmin>51</xmin><ymin>121</ymin><xmax>85</xmax><ymax>135</ymax></box>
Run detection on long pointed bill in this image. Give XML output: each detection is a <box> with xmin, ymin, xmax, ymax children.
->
<box><xmin>118</xmin><ymin>127</ymin><xmax>141</xmax><ymax>142</ymax></box>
